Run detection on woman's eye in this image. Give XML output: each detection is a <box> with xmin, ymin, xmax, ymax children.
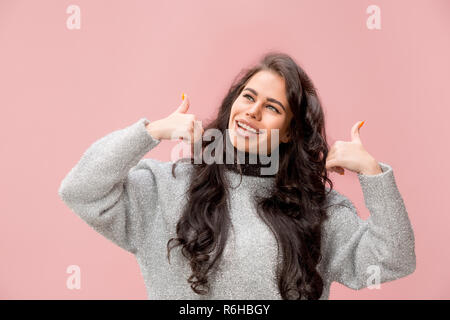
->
<box><xmin>266</xmin><ymin>105</ymin><xmax>280</xmax><ymax>113</ymax></box>
<box><xmin>243</xmin><ymin>94</ymin><xmax>280</xmax><ymax>114</ymax></box>
<box><xmin>244</xmin><ymin>94</ymin><xmax>254</xmax><ymax>101</ymax></box>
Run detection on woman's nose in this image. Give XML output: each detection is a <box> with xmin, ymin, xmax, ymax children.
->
<box><xmin>246</xmin><ymin>102</ymin><xmax>262</xmax><ymax>120</ymax></box>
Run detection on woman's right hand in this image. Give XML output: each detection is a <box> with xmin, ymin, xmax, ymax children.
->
<box><xmin>146</xmin><ymin>94</ymin><xmax>204</xmax><ymax>144</ymax></box>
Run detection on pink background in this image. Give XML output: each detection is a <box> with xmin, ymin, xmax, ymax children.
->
<box><xmin>1</xmin><ymin>0</ymin><xmax>449</xmax><ymax>299</ymax></box>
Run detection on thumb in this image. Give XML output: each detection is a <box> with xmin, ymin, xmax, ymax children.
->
<box><xmin>174</xmin><ymin>93</ymin><xmax>190</xmax><ymax>114</ymax></box>
<box><xmin>351</xmin><ymin>120</ymin><xmax>364</xmax><ymax>143</ymax></box>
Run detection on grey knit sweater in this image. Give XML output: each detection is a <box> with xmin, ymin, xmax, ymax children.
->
<box><xmin>58</xmin><ymin>118</ymin><xmax>416</xmax><ymax>300</ymax></box>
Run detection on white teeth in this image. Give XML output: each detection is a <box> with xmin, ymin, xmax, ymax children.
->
<box><xmin>237</xmin><ymin>121</ymin><xmax>258</xmax><ymax>134</ymax></box>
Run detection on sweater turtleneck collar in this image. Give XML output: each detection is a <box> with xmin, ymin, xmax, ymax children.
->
<box><xmin>223</xmin><ymin>144</ymin><xmax>277</xmax><ymax>178</ymax></box>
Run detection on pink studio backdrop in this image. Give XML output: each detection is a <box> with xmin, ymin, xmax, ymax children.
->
<box><xmin>0</xmin><ymin>0</ymin><xmax>448</xmax><ymax>299</ymax></box>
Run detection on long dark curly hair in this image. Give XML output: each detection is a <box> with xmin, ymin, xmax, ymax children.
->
<box><xmin>166</xmin><ymin>52</ymin><xmax>335</xmax><ymax>299</ymax></box>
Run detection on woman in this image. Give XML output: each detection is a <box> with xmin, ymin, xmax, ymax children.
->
<box><xmin>58</xmin><ymin>52</ymin><xmax>416</xmax><ymax>300</ymax></box>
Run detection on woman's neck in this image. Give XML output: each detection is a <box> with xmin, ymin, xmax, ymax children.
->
<box><xmin>224</xmin><ymin>146</ymin><xmax>276</xmax><ymax>178</ymax></box>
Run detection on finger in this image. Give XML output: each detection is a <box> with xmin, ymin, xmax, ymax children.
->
<box><xmin>326</xmin><ymin>158</ymin><xmax>344</xmax><ymax>174</ymax></box>
<box><xmin>327</xmin><ymin>165</ymin><xmax>344</xmax><ymax>175</ymax></box>
<box><xmin>335</xmin><ymin>166</ymin><xmax>345</xmax><ymax>175</ymax></box>
<box><xmin>351</xmin><ymin>120</ymin><xmax>364</xmax><ymax>144</ymax></box>
<box><xmin>325</xmin><ymin>158</ymin><xmax>339</xmax><ymax>171</ymax></box>
<box><xmin>182</xmin><ymin>132</ymin><xmax>192</xmax><ymax>144</ymax></box>
<box><xmin>174</xmin><ymin>93</ymin><xmax>190</xmax><ymax>114</ymax></box>
<box><xmin>171</xmin><ymin>128</ymin><xmax>188</xmax><ymax>141</ymax></box>
<box><xmin>326</xmin><ymin>147</ymin><xmax>336</xmax><ymax>160</ymax></box>
<box><xmin>328</xmin><ymin>140</ymin><xmax>342</xmax><ymax>157</ymax></box>
<box><xmin>327</xmin><ymin>166</ymin><xmax>337</xmax><ymax>174</ymax></box>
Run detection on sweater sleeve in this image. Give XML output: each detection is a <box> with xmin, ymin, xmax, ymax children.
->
<box><xmin>58</xmin><ymin>118</ymin><xmax>161</xmax><ymax>255</ymax></box>
<box><xmin>321</xmin><ymin>162</ymin><xmax>416</xmax><ymax>290</ymax></box>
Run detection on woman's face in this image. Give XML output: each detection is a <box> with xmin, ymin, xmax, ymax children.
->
<box><xmin>227</xmin><ymin>70</ymin><xmax>293</xmax><ymax>154</ymax></box>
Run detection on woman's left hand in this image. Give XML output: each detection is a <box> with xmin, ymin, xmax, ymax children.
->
<box><xmin>325</xmin><ymin>121</ymin><xmax>383</xmax><ymax>176</ymax></box>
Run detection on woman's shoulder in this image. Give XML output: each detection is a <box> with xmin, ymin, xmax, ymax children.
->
<box><xmin>126</xmin><ymin>158</ymin><xmax>194</xmax><ymax>228</ymax></box>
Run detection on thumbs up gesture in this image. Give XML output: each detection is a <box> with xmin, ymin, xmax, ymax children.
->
<box><xmin>146</xmin><ymin>93</ymin><xmax>204</xmax><ymax>145</ymax></box>
<box><xmin>325</xmin><ymin>121</ymin><xmax>382</xmax><ymax>176</ymax></box>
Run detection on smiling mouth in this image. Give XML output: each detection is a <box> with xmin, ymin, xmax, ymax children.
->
<box><xmin>235</xmin><ymin>120</ymin><xmax>260</xmax><ymax>135</ymax></box>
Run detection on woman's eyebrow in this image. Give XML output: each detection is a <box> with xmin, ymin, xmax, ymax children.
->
<box><xmin>243</xmin><ymin>87</ymin><xmax>286</xmax><ymax>112</ymax></box>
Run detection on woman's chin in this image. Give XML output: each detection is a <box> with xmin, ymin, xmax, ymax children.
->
<box><xmin>227</xmin><ymin>129</ymin><xmax>270</xmax><ymax>154</ymax></box>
